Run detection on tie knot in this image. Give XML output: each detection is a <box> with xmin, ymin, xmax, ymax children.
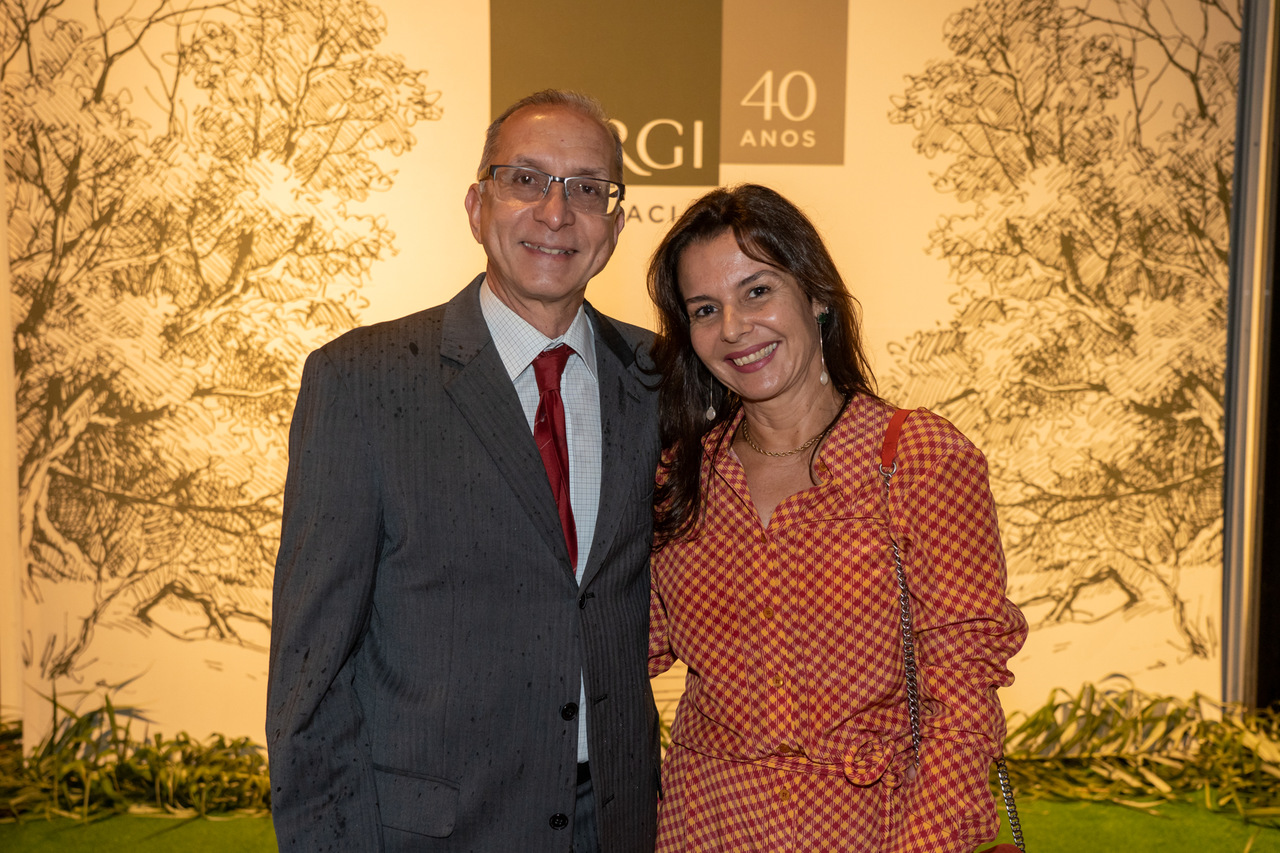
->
<box><xmin>532</xmin><ymin>344</ymin><xmax>573</xmax><ymax>393</ymax></box>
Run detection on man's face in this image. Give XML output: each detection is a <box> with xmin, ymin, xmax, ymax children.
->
<box><xmin>465</xmin><ymin>105</ymin><xmax>625</xmax><ymax>330</ymax></box>
<box><xmin>465</xmin><ymin>104</ymin><xmax>624</xmax><ymax>330</ymax></box>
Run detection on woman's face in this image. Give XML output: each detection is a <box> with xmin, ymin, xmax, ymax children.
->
<box><xmin>677</xmin><ymin>230</ymin><xmax>825</xmax><ymax>408</ymax></box>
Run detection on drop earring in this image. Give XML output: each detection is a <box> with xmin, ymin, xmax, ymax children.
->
<box><xmin>705</xmin><ymin>381</ymin><xmax>717</xmax><ymax>421</ymax></box>
<box><xmin>817</xmin><ymin>310</ymin><xmax>830</xmax><ymax>386</ymax></box>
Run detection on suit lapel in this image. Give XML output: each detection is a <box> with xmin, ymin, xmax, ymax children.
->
<box><xmin>441</xmin><ymin>275</ymin><xmax>575</xmax><ymax>578</ymax></box>
<box><xmin>579</xmin><ymin>305</ymin><xmax>648</xmax><ymax>590</ymax></box>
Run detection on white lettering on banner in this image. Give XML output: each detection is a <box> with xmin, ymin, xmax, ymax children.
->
<box><xmin>740</xmin><ymin>70</ymin><xmax>817</xmax><ymax>122</ymax></box>
<box><xmin>623</xmin><ymin>204</ymin><xmax>682</xmax><ymax>224</ymax></box>
<box><xmin>612</xmin><ymin>119</ymin><xmax>706</xmax><ymax>178</ymax></box>
<box><xmin>638</xmin><ymin>119</ymin><xmax>682</xmax><ymax>170</ymax></box>
<box><xmin>738</xmin><ymin>129</ymin><xmax>817</xmax><ymax>148</ymax></box>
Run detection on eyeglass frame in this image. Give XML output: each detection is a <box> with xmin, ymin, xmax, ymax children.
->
<box><xmin>480</xmin><ymin>164</ymin><xmax>626</xmax><ymax>215</ymax></box>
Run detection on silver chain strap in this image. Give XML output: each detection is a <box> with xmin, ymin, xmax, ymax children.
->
<box><xmin>882</xmin><ymin>460</ymin><xmax>923</xmax><ymax>767</ymax></box>
<box><xmin>880</xmin><ymin>458</ymin><xmax>1025</xmax><ymax>852</ymax></box>
<box><xmin>994</xmin><ymin>756</ymin><xmax>1025</xmax><ymax>849</ymax></box>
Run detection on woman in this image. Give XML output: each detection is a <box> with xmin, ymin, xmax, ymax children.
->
<box><xmin>647</xmin><ymin>184</ymin><xmax>1028</xmax><ymax>852</ymax></box>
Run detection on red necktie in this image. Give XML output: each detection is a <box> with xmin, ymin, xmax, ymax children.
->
<box><xmin>532</xmin><ymin>345</ymin><xmax>577</xmax><ymax>568</ymax></box>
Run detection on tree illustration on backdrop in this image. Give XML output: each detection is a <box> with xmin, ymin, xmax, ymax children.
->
<box><xmin>3</xmin><ymin>0</ymin><xmax>440</xmax><ymax>680</ymax></box>
<box><xmin>886</xmin><ymin>0</ymin><xmax>1237</xmax><ymax>656</ymax></box>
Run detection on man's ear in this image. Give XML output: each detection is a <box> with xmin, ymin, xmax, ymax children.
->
<box><xmin>464</xmin><ymin>184</ymin><xmax>484</xmax><ymax>242</ymax></box>
<box><xmin>612</xmin><ymin>206</ymin><xmax>626</xmax><ymax>242</ymax></box>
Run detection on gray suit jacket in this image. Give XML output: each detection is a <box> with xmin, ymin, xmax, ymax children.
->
<box><xmin>267</xmin><ymin>275</ymin><xmax>661</xmax><ymax>852</ymax></box>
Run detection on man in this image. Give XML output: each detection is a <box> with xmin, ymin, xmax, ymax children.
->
<box><xmin>267</xmin><ymin>90</ymin><xmax>660</xmax><ymax>852</ymax></box>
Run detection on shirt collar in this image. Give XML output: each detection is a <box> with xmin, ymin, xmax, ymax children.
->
<box><xmin>479</xmin><ymin>276</ymin><xmax>598</xmax><ymax>381</ymax></box>
<box><xmin>702</xmin><ymin>398</ymin><xmax>864</xmax><ymax>484</ymax></box>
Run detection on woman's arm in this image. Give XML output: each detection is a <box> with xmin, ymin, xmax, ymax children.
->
<box><xmin>648</xmin><ymin>568</ymin><xmax>677</xmax><ymax>678</ymax></box>
<box><xmin>888</xmin><ymin>414</ymin><xmax>1028</xmax><ymax>851</ymax></box>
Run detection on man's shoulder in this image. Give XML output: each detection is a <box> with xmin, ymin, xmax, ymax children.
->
<box><xmin>590</xmin><ymin>307</ymin><xmax>652</xmax><ymax>343</ymax></box>
<box><xmin>313</xmin><ymin>307</ymin><xmax>443</xmax><ymax>362</ymax></box>
<box><xmin>587</xmin><ymin>305</ymin><xmax>655</xmax><ymax>371</ymax></box>
<box><xmin>316</xmin><ymin>278</ymin><xmax>482</xmax><ymax>360</ymax></box>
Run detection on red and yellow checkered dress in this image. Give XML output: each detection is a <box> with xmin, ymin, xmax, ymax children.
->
<box><xmin>649</xmin><ymin>396</ymin><xmax>1028</xmax><ymax>852</ymax></box>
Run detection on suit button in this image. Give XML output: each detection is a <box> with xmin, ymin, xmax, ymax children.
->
<box><xmin>560</xmin><ymin>702</ymin><xmax>578</xmax><ymax>721</ymax></box>
<box><xmin>549</xmin><ymin>812</ymin><xmax>569</xmax><ymax>830</ymax></box>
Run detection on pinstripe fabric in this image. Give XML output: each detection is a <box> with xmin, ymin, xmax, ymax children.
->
<box><xmin>268</xmin><ymin>276</ymin><xmax>660</xmax><ymax>853</ymax></box>
<box><xmin>649</xmin><ymin>394</ymin><xmax>1028</xmax><ymax>852</ymax></box>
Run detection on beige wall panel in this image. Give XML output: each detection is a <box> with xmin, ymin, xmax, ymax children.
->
<box><xmin>4</xmin><ymin>0</ymin><xmax>1235</xmax><ymax>743</ymax></box>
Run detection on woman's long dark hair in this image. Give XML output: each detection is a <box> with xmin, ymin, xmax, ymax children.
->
<box><xmin>648</xmin><ymin>184</ymin><xmax>879</xmax><ymax>546</ymax></box>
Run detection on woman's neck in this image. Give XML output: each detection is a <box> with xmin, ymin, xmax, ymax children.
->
<box><xmin>737</xmin><ymin>383</ymin><xmax>845</xmax><ymax>455</ymax></box>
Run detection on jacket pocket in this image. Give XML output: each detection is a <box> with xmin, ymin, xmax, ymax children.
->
<box><xmin>373</xmin><ymin>764</ymin><xmax>459</xmax><ymax>837</ymax></box>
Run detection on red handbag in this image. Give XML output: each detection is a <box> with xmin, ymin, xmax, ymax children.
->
<box><xmin>881</xmin><ymin>409</ymin><xmax>1027</xmax><ymax>853</ymax></box>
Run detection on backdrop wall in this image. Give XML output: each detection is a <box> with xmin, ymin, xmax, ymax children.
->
<box><xmin>2</xmin><ymin>0</ymin><xmax>1241</xmax><ymax>746</ymax></box>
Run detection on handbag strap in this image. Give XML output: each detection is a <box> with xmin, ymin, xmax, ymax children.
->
<box><xmin>879</xmin><ymin>408</ymin><xmax>1026</xmax><ymax>852</ymax></box>
<box><xmin>879</xmin><ymin>409</ymin><xmax>923</xmax><ymax>765</ymax></box>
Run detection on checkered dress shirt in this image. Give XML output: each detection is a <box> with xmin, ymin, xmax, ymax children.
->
<box><xmin>649</xmin><ymin>395</ymin><xmax>1028</xmax><ymax>851</ymax></box>
<box><xmin>480</xmin><ymin>282</ymin><xmax>601</xmax><ymax>763</ymax></box>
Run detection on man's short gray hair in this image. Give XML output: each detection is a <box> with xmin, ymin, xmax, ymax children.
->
<box><xmin>477</xmin><ymin>89</ymin><xmax>625</xmax><ymax>184</ymax></box>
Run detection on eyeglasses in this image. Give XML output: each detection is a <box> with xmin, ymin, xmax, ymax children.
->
<box><xmin>482</xmin><ymin>165</ymin><xmax>625</xmax><ymax>215</ymax></box>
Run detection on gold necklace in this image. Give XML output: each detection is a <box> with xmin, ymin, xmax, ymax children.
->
<box><xmin>739</xmin><ymin>419</ymin><xmax>827</xmax><ymax>458</ymax></box>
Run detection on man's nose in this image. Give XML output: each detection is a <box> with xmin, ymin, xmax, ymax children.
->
<box><xmin>533</xmin><ymin>179</ymin><xmax>573</xmax><ymax>228</ymax></box>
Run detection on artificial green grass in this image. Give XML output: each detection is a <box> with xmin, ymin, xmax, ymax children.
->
<box><xmin>0</xmin><ymin>813</ymin><xmax>277</xmax><ymax>851</ymax></box>
<box><xmin>989</xmin><ymin>798</ymin><xmax>1280</xmax><ymax>852</ymax></box>
<box><xmin>1</xmin><ymin>800</ymin><xmax>1277</xmax><ymax>852</ymax></box>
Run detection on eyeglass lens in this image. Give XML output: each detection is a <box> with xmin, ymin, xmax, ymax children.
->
<box><xmin>490</xmin><ymin>166</ymin><xmax>619</xmax><ymax>214</ymax></box>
